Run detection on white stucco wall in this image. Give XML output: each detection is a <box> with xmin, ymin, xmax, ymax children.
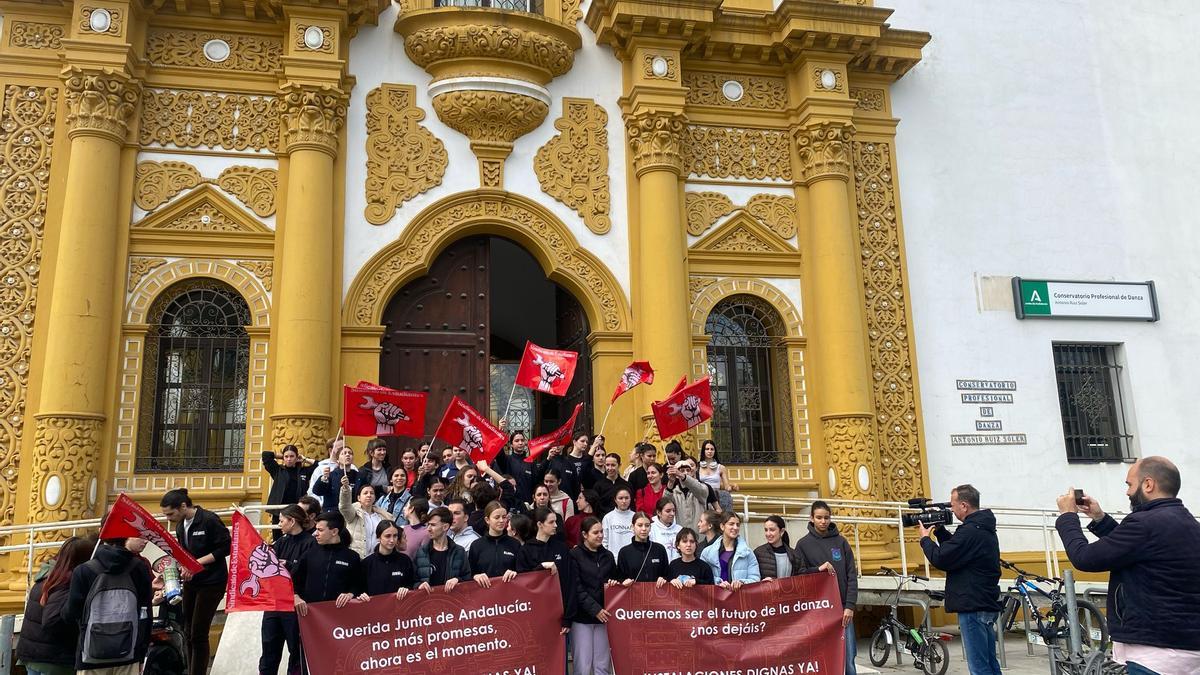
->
<box><xmin>342</xmin><ymin>5</ymin><xmax>630</xmax><ymax>300</ymax></box>
<box><xmin>886</xmin><ymin>0</ymin><xmax>1200</xmax><ymax>524</ymax></box>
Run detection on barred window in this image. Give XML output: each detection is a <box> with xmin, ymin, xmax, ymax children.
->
<box><xmin>1053</xmin><ymin>343</ymin><xmax>1133</xmax><ymax>462</ymax></box>
<box><xmin>138</xmin><ymin>280</ymin><xmax>251</xmax><ymax>472</ymax></box>
<box><xmin>705</xmin><ymin>295</ymin><xmax>793</xmax><ymax>464</ymax></box>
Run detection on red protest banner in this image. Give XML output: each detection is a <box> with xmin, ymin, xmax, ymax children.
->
<box><xmin>514</xmin><ymin>341</ymin><xmax>578</xmax><ymax>396</ymax></box>
<box><xmin>651</xmin><ymin>376</ymin><xmax>713</xmax><ymax>439</ymax></box>
<box><xmin>433</xmin><ymin>395</ymin><xmax>506</xmax><ymax>463</ymax></box>
<box><xmin>605</xmin><ymin>572</ymin><xmax>844</xmax><ymax>674</ymax></box>
<box><xmin>100</xmin><ymin>493</ymin><xmax>204</xmax><ymax>575</ymax></box>
<box><xmin>298</xmin><ymin>572</ymin><xmax>565</xmax><ymax>675</ymax></box>
<box><xmin>610</xmin><ymin>360</ymin><xmax>654</xmax><ymax>404</ymax></box>
<box><xmin>225</xmin><ymin>511</ymin><xmax>294</xmax><ymax>612</ymax></box>
<box><xmin>526</xmin><ymin>402</ymin><xmax>584</xmax><ymax>463</ymax></box>
<box><xmin>342</xmin><ymin>383</ymin><xmax>427</xmax><ymax>437</ymax></box>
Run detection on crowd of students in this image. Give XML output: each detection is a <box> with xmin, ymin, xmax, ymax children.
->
<box><xmin>15</xmin><ymin>431</ymin><xmax>859</xmax><ymax>675</ymax></box>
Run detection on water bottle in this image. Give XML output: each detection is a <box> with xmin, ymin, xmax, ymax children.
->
<box><xmin>162</xmin><ymin>560</ymin><xmax>183</xmax><ymax>605</ymax></box>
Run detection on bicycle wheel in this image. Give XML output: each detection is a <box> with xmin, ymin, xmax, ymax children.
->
<box><xmin>1074</xmin><ymin>600</ymin><xmax>1109</xmax><ymax>652</ymax></box>
<box><xmin>868</xmin><ymin>628</ymin><xmax>891</xmax><ymax>667</ymax></box>
<box><xmin>919</xmin><ymin>639</ymin><xmax>949</xmax><ymax>675</ymax></box>
<box><xmin>1001</xmin><ymin>595</ymin><xmax>1021</xmax><ymax>631</ymax></box>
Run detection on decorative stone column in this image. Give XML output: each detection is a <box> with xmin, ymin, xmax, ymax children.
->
<box><xmin>796</xmin><ymin>121</ymin><xmax>887</xmax><ymax>553</ymax></box>
<box><xmin>626</xmin><ymin>110</ymin><xmax>693</xmax><ymax>439</ymax></box>
<box><xmin>270</xmin><ymin>83</ymin><xmax>346</xmax><ymax>455</ymax></box>
<box><xmin>29</xmin><ymin>67</ymin><xmax>140</xmax><ymax>524</ymax></box>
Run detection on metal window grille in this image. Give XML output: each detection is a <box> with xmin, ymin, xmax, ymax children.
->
<box><xmin>138</xmin><ymin>281</ymin><xmax>251</xmax><ymax>472</ymax></box>
<box><xmin>705</xmin><ymin>295</ymin><xmax>790</xmax><ymax>464</ymax></box>
<box><xmin>433</xmin><ymin>0</ymin><xmax>545</xmax><ymax>12</ymax></box>
<box><xmin>1053</xmin><ymin>343</ymin><xmax>1132</xmax><ymax>462</ymax></box>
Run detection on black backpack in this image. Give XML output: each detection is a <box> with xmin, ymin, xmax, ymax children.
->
<box><xmin>80</xmin><ymin>558</ymin><xmax>142</xmax><ymax>664</ymax></box>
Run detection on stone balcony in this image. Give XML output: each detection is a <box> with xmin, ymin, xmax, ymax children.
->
<box><xmin>394</xmin><ymin>0</ymin><xmax>582</xmax><ymax>186</ymax></box>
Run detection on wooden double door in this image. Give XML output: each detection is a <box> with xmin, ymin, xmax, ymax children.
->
<box><xmin>379</xmin><ymin>237</ymin><xmax>592</xmax><ymax>450</ymax></box>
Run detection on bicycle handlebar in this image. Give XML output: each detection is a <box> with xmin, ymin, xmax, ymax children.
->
<box><xmin>1000</xmin><ymin>559</ymin><xmax>1059</xmax><ymax>585</ymax></box>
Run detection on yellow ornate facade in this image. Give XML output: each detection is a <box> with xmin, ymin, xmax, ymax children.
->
<box><xmin>0</xmin><ymin>0</ymin><xmax>930</xmax><ymax>604</ymax></box>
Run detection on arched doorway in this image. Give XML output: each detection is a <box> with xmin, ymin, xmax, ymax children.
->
<box><xmin>379</xmin><ymin>236</ymin><xmax>593</xmax><ymax>450</ymax></box>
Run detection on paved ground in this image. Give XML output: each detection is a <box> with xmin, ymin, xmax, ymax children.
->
<box><xmin>856</xmin><ymin>633</ymin><xmax>1065</xmax><ymax>675</ymax></box>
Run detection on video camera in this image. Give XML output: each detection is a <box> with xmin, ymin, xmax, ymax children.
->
<box><xmin>901</xmin><ymin>498</ymin><xmax>954</xmax><ymax>528</ymax></box>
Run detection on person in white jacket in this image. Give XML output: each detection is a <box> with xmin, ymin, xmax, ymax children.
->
<box><xmin>602</xmin><ymin>486</ymin><xmax>635</xmax><ymax>554</ymax></box>
<box><xmin>339</xmin><ymin>480</ymin><xmax>395</xmax><ymax>559</ymax></box>
<box><xmin>649</xmin><ymin>497</ymin><xmax>682</xmax><ymax>562</ymax></box>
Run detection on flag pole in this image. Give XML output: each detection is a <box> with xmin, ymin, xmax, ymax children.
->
<box><xmin>598</xmin><ymin>401</ymin><xmax>614</xmax><ymax>435</ymax></box>
<box><xmin>502</xmin><ymin>378</ymin><xmax>519</xmax><ymax>421</ymax></box>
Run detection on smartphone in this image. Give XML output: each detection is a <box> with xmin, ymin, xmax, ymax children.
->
<box><xmin>1074</xmin><ymin>489</ymin><xmax>1085</xmax><ymax>506</ymax></box>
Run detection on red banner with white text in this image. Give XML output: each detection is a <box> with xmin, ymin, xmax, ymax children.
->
<box><xmin>605</xmin><ymin>572</ymin><xmax>844</xmax><ymax>675</ymax></box>
<box><xmin>298</xmin><ymin>572</ymin><xmax>565</xmax><ymax>675</ymax></box>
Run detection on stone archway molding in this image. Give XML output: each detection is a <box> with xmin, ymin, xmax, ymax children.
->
<box><xmin>127</xmin><ymin>258</ymin><xmax>271</xmax><ymax>327</ymax></box>
<box><xmin>689</xmin><ymin>277</ymin><xmax>804</xmax><ymax>339</ymax></box>
<box><xmin>345</xmin><ymin>190</ymin><xmax>630</xmax><ymax>333</ymax></box>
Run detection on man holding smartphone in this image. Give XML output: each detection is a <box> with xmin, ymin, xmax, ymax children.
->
<box><xmin>1056</xmin><ymin>456</ymin><xmax>1200</xmax><ymax>675</ymax></box>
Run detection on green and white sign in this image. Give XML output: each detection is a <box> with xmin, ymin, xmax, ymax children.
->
<box><xmin>1013</xmin><ymin>278</ymin><xmax>1158</xmax><ymax>321</ymax></box>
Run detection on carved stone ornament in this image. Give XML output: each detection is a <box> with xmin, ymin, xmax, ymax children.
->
<box><xmin>128</xmin><ymin>257</ymin><xmax>168</xmax><ymax>288</ymax></box>
<box><xmin>685</xmin><ymin>192</ymin><xmax>735</xmax><ymax>236</ymax></box>
<box><xmin>145</xmin><ymin>28</ymin><xmax>282</xmax><ymax>73</ymax></box>
<box><xmin>744</xmin><ymin>194</ymin><xmax>797</xmax><ymax>239</ymax></box>
<box><xmin>237</xmin><ymin>260</ymin><xmax>274</xmax><ymax>291</ymax></box>
<box><xmin>62</xmin><ymin>67</ymin><xmax>140</xmax><ymax>142</ymax></box>
<box><xmin>683</xmin><ymin>125</ymin><xmax>793</xmax><ymax>181</ymax></box>
<box><xmin>561</xmin><ymin>0</ymin><xmax>583</xmax><ymax>25</ymax></box>
<box><xmin>535</xmin><ymin>98</ymin><xmax>611</xmax><ymax>234</ymax></box>
<box><xmin>140</xmin><ymin>89</ymin><xmax>278</xmax><ymax>152</ymax></box>
<box><xmin>851</xmin><ymin>88</ymin><xmax>885</xmax><ymax>112</ymax></box>
<box><xmin>853</xmin><ymin>139</ymin><xmax>924</xmax><ymax>500</ymax></box>
<box><xmin>364</xmin><ymin>84</ymin><xmax>447</xmax><ymax>225</ymax></box>
<box><xmin>0</xmin><ymin>84</ymin><xmax>56</xmax><ymax>528</ymax></box>
<box><xmin>134</xmin><ymin>161</ymin><xmax>278</xmax><ymax>216</ymax></box>
<box><xmin>686</xmin><ymin>192</ymin><xmax>798</xmax><ymax>242</ymax></box>
<box><xmin>683</xmin><ymin>72</ymin><xmax>786</xmax><ymax>110</ymax></box>
<box><xmin>403</xmin><ymin>25</ymin><xmax>575</xmax><ymax>83</ymax></box>
<box><xmin>272</xmin><ymin>416</ymin><xmax>331</xmax><ymax>458</ymax></box>
<box><xmin>296</xmin><ymin>24</ymin><xmax>333</xmax><ymax>53</ymax></box>
<box><xmin>30</xmin><ymin>415</ymin><xmax>102</xmax><ymax>523</ymax></box>
<box><xmin>8</xmin><ymin>21</ymin><xmax>65</xmax><ymax>50</ymax></box>
<box><xmin>279</xmin><ymin>83</ymin><xmax>348</xmax><ymax>154</ymax></box>
<box><xmin>642</xmin><ymin>54</ymin><xmax>677</xmax><ymax>79</ymax></box>
<box><xmin>79</xmin><ymin>7</ymin><xmax>122</xmax><ymax>35</ymax></box>
<box><xmin>625</xmin><ymin>110</ymin><xmax>686</xmax><ymax>177</ymax></box>
<box><xmin>431</xmin><ymin>90</ymin><xmax>548</xmax><ymax>147</ymax></box>
<box><xmin>795</xmin><ymin>122</ymin><xmax>855</xmax><ymax>183</ymax></box>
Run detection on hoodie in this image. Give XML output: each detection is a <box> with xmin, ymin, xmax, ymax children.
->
<box><xmin>795</xmin><ymin>522</ymin><xmax>858</xmax><ymax>609</ymax></box>
<box><xmin>518</xmin><ymin>538</ymin><xmax>577</xmax><ymax>627</ymax></box>
<box><xmin>63</xmin><ymin>544</ymin><xmax>153</xmax><ymax>671</ymax></box>
<box><xmin>919</xmin><ymin>509</ymin><xmax>1002</xmax><ymax>613</ymax></box>
<box><xmin>362</xmin><ymin>546</ymin><xmax>417</xmax><ymax>596</ymax></box>
<box><xmin>602</xmin><ymin>508</ymin><xmax>634</xmax><ymax>555</ymax></box>
<box><xmin>649</xmin><ymin>516</ymin><xmax>682</xmax><ymax>562</ymax></box>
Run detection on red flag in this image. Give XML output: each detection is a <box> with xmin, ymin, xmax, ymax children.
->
<box><xmin>610</xmin><ymin>361</ymin><xmax>655</xmax><ymax>403</ymax></box>
<box><xmin>666</xmin><ymin>375</ymin><xmax>687</xmax><ymax>398</ymax></box>
<box><xmin>226</xmin><ymin>510</ymin><xmax>294</xmax><ymax>612</ymax></box>
<box><xmin>651</xmin><ymin>377</ymin><xmax>713</xmax><ymax>439</ymax></box>
<box><xmin>99</xmin><ymin>493</ymin><xmax>204</xmax><ymax>575</ymax></box>
<box><xmin>342</xmin><ymin>383</ymin><xmax>427</xmax><ymax>437</ymax></box>
<box><xmin>526</xmin><ymin>403</ymin><xmax>585</xmax><ymax>463</ymax></box>
<box><xmin>434</xmin><ymin>396</ymin><xmax>506</xmax><ymax>463</ymax></box>
<box><xmin>514</xmin><ymin>341</ymin><xmax>578</xmax><ymax>396</ymax></box>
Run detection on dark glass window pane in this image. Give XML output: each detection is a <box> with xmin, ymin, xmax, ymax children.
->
<box><xmin>1053</xmin><ymin>344</ymin><xmax>1131</xmax><ymax>462</ymax></box>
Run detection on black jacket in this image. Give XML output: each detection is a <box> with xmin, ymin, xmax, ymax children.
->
<box><xmin>176</xmin><ymin>506</ymin><xmax>231</xmax><ymax>587</ymax></box>
<box><xmin>311</xmin><ymin>468</ymin><xmax>358</xmax><ymax>511</ymax></box>
<box><xmin>415</xmin><ymin>539</ymin><xmax>470</xmax><ymax>585</ymax></box>
<box><xmin>616</xmin><ymin>539</ymin><xmax>670</xmax><ymax>582</ymax></box>
<box><xmin>570</xmin><ymin>545</ymin><xmax>617</xmax><ymax>624</ymax></box>
<box><xmin>592</xmin><ymin>476</ymin><xmax>631</xmax><ymax>515</ymax></box>
<box><xmin>519</xmin><ymin>538</ymin><xmax>576</xmax><ymax>627</ymax></box>
<box><xmin>362</xmin><ymin>547</ymin><xmax>418</xmax><ymax>596</ymax></box>
<box><xmin>795</xmin><ymin>523</ymin><xmax>859</xmax><ymax>609</ymax></box>
<box><xmin>467</xmin><ymin>533</ymin><xmax>522</xmax><ymax>578</ymax></box>
<box><xmin>273</xmin><ymin>529</ymin><xmax>316</xmax><ymax>574</ymax></box>
<box><xmin>356</xmin><ymin>462</ymin><xmax>393</xmax><ymax>494</ymax></box>
<box><xmin>548</xmin><ymin>454</ymin><xmax>584</xmax><ymax>499</ymax></box>
<box><xmin>17</xmin><ymin>577</ymin><xmax>76</xmax><ymax>666</ymax></box>
<box><xmin>667</xmin><ymin>557</ymin><xmax>715</xmax><ymax>585</ymax></box>
<box><xmin>62</xmin><ymin>544</ymin><xmax>153</xmax><ymax>670</ymax></box>
<box><xmin>1056</xmin><ymin>497</ymin><xmax>1200</xmax><ymax>650</ymax></box>
<box><xmin>494</xmin><ymin>449</ymin><xmax>540</xmax><ymax>504</ymax></box>
<box><xmin>262</xmin><ymin>451</ymin><xmax>312</xmax><ymax>506</ymax></box>
<box><xmin>292</xmin><ymin>541</ymin><xmax>364</xmax><ymax>602</ymax></box>
<box><xmin>920</xmin><ymin>509</ymin><xmax>1001</xmax><ymax>613</ymax></box>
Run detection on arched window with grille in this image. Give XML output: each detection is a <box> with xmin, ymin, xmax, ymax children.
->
<box><xmin>137</xmin><ymin>280</ymin><xmax>251</xmax><ymax>472</ymax></box>
<box><xmin>705</xmin><ymin>295</ymin><xmax>793</xmax><ymax>464</ymax></box>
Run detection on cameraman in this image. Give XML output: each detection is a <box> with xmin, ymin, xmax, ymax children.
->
<box><xmin>917</xmin><ymin>484</ymin><xmax>1002</xmax><ymax>675</ymax></box>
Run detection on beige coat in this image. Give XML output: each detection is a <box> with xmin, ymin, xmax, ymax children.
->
<box><xmin>339</xmin><ymin>483</ymin><xmax>395</xmax><ymax>558</ymax></box>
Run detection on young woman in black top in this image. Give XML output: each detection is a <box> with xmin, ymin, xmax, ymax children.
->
<box><xmin>360</xmin><ymin>520</ymin><xmax>417</xmax><ymax>600</ymax></box>
<box><xmin>518</xmin><ymin>507</ymin><xmax>575</xmax><ymax>635</ymax></box>
<box><xmin>615</xmin><ymin>511</ymin><xmax>668</xmax><ymax>587</ymax></box>
<box><xmin>569</xmin><ymin>517</ymin><xmax>618</xmax><ymax>675</ymax></box>
<box><xmin>667</xmin><ymin>527</ymin><xmax>714</xmax><ymax>587</ymax></box>
<box><xmin>468</xmin><ymin>501</ymin><xmax>521</xmax><ymax>587</ymax></box>
<box><xmin>259</xmin><ymin>505</ymin><xmax>312</xmax><ymax>675</ymax></box>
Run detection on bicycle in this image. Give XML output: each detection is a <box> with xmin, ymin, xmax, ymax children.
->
<box><xmin>1000</xmin><ymin>560</ymin><xmax>1112</xmax><ymax>673</ymax></box>
<box><xmin>868</xmin><ymin>567</ymin><xmax>951</xmax><ymax>675</ymax></box>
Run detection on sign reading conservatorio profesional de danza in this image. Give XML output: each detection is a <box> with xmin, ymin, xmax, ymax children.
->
<box><xmin>1012</xmin><ymin>277</ymin><xmax>1159</xmax><ymax>321</ymax></box>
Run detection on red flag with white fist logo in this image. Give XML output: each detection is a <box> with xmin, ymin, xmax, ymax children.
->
<box><xmin>651</xmin><ymin>376</ymin><xmax>713</xmax><ymax>439</ymax></box>
<box><xmin>434</xmin><ymin>396</ymin><xmax>506</xmax><ymax>463</ymax></box>
<box><xmin>342</xmin><ymin>382</ymin><xmax>427</xmax><ymax>438</ymax></box>
<box><xmin>514</xmin><ymin>341</ymin><xmax>578</xmax><ymax>396</ymax></box>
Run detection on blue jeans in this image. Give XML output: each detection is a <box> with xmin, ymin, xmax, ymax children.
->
<box><xmin>958</xmin><ymin>611</ymin><xmax>1002</xmax><ymax>675</ymax></box>
<box><xmin>1124</xmin><ymin>663</ymin><xmax>1160</xmax><ymax>675</ymax></box>
<box><xmin>844</xmin><ymin>620</ymin><xmax>857</xmax><ymax>675</ymax></box>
